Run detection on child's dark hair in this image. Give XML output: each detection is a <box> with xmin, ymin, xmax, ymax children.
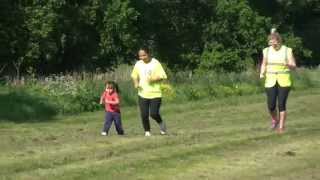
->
<box><xmin>106</xmin><ymin>81</ymin><xmax>120</xmax><ymax>94</ymax></box>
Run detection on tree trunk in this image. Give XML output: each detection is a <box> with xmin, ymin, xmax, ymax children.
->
<box><xmin>0</xmin><ymin>63</ymin><xmax>7</xmax><ymax>74</ymax></box>
<box><xmin>13</xmin><ymin>57</ymin><xmax>24</xmax><ymax>85</ymax></box>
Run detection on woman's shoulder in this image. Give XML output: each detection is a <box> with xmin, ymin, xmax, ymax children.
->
<box><xmin>282</xmin><ymin>45</ymin><xmax>292</xmax><ymax>51</ymax></box>
<box><xmin>263</xmin><ymin>47</ymin><xmax>270</xmax><ymax>53</ymax></box>
<box><xmin>134</xmin><ymin>60</ymin><xmax>145</xmax><ymax>67</ymax></box>
<box><xmin>135</xmin><ymin>59</ymin><xmax>143</xmax><ymax>64</ymax></box>
<box><xmin>151</xmin><ymin>58</ymin><xmax>161</xmax><ymax>64</ymax></box>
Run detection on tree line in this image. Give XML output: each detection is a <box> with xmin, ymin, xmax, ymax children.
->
<box><xmin>0</xmin><ymin>0</ymin><xmax>319</xmax><ymax>78</ymax></box>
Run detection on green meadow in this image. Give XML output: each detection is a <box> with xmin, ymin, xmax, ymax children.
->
<box><xmin>1</xmin><ymin>88</ymin><xmax>319</xmax><ymax>180</ymax></box>
<box><xmin>2</xmin><ymin>1</ymin><xmax>320</xmax><ymax>179</ymax></box>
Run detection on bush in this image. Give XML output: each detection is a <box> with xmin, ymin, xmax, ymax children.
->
<box><xmin>2</xmin><ymin>67</ymin><xmax>318</xmax><ymax>115</ymax></box>
<box><xmin>161</xmin><ymin>83</ymin><xmax>176</xmax><ymax>102</ymax></box>
<box><xmin>0</xmin><ymin>87</ymin><xmax>58</xmax><ymax>122</ymax></box>
<box><xmin>199</xmin><ymin>45</ymin><xmax>250</xmax><ymax>73</ymax></box>
<box><xmin>291</xmin><ymin>68</ymin><xmax>318</xmax><ymax>90</ymax></box>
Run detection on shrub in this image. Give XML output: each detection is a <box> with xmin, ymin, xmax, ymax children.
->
<box><xmin>2</xmin><ymin>67</ymin><xmax>318</xmax><ymax>115</ymax></box>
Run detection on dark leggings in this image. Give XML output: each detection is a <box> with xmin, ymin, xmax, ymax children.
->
<box><xmin>103</xmin><ymin>111</ymin><xmax>124</xmax><ymax>135</ymax></box>
<box><xmin>265</xmin><ymin>83</ymin><xmax>290</xmax><ymax>112</ymax></box>
<box><xmin>138</xmin><ymin>96</ymin><xmax>163</xmax><ymax>131</ymax></box>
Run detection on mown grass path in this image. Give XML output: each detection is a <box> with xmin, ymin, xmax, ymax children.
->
<box><xmin>1</xmin><ymin>89</ymin><xmax>319</xmax><ymax>180</ymax></box>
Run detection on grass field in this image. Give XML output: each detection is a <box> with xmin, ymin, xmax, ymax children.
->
<box><xmin>0</xmin><ymin>88</ymin><xmax>319</xmax><ymax>180</ymax></box>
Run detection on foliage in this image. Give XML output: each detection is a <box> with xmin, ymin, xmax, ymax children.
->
<box><xmin>198</xmin><ymin>0</ymin><xmax>271</xmax><ymax>72</ymax></box>
<box><xmin>98</xmin><ymin>0</ymin><xmax>140</xmax><ymax>67</ymax></box>
<box><xmin>1</xmin><ymin>67</ymin><xmax>319</xmax><ymax>115</ymax></box>
<box><xmin>0</xmin><ymin>88</ymin><xmax>57</xmax><ymax>122</ymax></box>
<box><xmin>0</xmin><ymin>0</ymin><xmax>319</xmax><ymax>76</ymax></box>
<box><xmin>199</xmin><ymin>45</ymin><xmax>249</xmax><ymax>72</ymax></box>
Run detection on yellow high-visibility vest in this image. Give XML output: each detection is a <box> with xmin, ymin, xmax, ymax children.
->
<box><xmin>264</xmin><ymin>45</ymin><xmax>292</xmax><ymax>88</ymax></box>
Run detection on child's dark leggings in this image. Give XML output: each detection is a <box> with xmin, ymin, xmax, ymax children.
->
<box><xmin>103</xmin><ymin>111</ymin><xmax>124</xmax><ymax>135</ymax></box>
<box><xmin>138</xmin><ymin>96</ymin><xmax>163</xmax><ymax>131</ymax></box>
<box><xmin>265</xmin><ymin>82</ymin><xmax>290</xmax><ymax>112</ymax></box>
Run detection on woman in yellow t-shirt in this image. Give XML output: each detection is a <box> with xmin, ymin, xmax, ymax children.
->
<box><xmin>260</xmin><ymin>30</ymin><xmax>296</xmax><ymax>133</ymax></box>
<box><xmin>131</xmin><ymin>47</ymin><xmax>167</xmax><ymax>136</ymax></box>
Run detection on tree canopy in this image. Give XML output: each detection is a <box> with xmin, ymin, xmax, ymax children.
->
<box><xmin>0</xmin><ymin>0</ymin><xmax>319</xmax><ymax>76</ymax></box>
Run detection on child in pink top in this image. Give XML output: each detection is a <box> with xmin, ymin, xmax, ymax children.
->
<box><xmin>99</xmin><ymin>81</ymin><xmax>124</xmax><ymax>135</ymax></box>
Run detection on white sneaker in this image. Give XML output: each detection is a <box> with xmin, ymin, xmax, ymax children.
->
<box><xmin>101</xmin><ymin>132</ymin><xmax>107</xmax><ymax>136</ymax></box>
<box><xmin>160</xmin><ymin>131</ymin><xmax>166</xmax><ymax>135</ymax></box>
<box><xmin>145</xmin><ymin>131</ymin><xmax>151</xmax><ymax>137</ymax></box>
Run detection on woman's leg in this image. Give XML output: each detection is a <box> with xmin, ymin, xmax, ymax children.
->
<box><xmin>150</xmin><ymin>98</ymin><xmax>166</xmax><ymax>133</ymax></box>
<box><xmin>265</xmin><ymin>85</ymin><xmax>278</xmax><ymax>128</ymax></box>
<box><xmin>138</xmin><ymin>96</ymin><xmax>151</xmax><ymax>132</ymax></box>
<box><xmin>278</xmin><ymin>86</ymin><xmax>291</xmax><ymax>132</ymax></box>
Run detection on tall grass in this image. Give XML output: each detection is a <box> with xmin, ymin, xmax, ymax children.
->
<box><xmin>1</xmin><ymin>65</ymin><xmax>319</xmax><ymax>117</ymax></box>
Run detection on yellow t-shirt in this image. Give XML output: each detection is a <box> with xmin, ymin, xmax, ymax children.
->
<box><xmin>131</xmin><ymin>58</ymin><xmax>167</xmax><ymax>99</ymax></box>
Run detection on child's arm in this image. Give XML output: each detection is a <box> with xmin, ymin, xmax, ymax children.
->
<box><xmin>105</xmin><ymin>94</ymin><xmax>120</xmax><ymax>105</ymax></box>
<box><xmin>99</xmin><ymin>92</ymin><xmax>105</xmax><ymax>104</ymax></box>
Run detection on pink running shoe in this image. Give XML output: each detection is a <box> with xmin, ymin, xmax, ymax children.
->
<box><xmin>271</xmin><ymin>119</ymin><xmax>279</xmax><ymax>130</ymax></box>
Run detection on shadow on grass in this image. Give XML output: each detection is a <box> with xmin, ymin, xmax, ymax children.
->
<box><xmin>0</xmin><ymin>90</ymin><xmax>58</xmax><ymax>122</ymax></box>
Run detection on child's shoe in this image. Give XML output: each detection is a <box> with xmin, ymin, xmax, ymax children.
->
<box><xmin>145</xmin><ymin>131</ymin><xmax>151</xmax><ymax>137</ymax></box>
<box><xmin>101</xmin><ymin>132</ymin><xmax>107</xmax><ymax>136</ymax></box>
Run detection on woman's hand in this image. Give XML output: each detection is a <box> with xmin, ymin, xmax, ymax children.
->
<box><xmin>148</xmin><ymin>75</ymin><xmax>162</xmax><ymax>83</ymax></box>
<box><xmin>133</xmin><ymin>79</ymin><xmax>140</xmax><ymax>89</ymax></box>
<box><xmin>287</xmin><ymin>49</ymin><xmax>296</xmax><ymax>70</ymax></box>
<box><xmin>287</xmin><ymin>63</ymin><xmax>296</xmax><ymax>70</ymax></box>
<box><xmin>134</xmin><ymin>82</ymin><xmax>142</xmax><ymax>91</ymax></box>
<box><xmin>134</xmin><ymin>83</ymin><xmax>139</xmax><ymax>89</ymax></box>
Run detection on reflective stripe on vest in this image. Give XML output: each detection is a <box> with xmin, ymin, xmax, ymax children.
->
<box><xmin>264</xmin><ymin>46</ymin><xmax>292</xmax><ymax>87</ymax></box>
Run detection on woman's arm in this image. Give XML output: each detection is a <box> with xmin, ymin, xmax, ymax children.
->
<box><xmin>148</xmin><ymin>75</ymin><xmax>163</xmax><ymax>83</ymax></box>
<box><xmin>287</xmin><ymin>49</ymin><xmax>297</xmax><ymax>70</ymax></box>
<box><xmin>131</xmin><ymin>63</ymin><xmax>140</xmax><ymax>89</ymax></box>
<box><xmin>132</xmin><ymin>78</ymin><xmax>140</xmax><ymax>88</ymax></box>
<box><xmin>260</xmin><ymin>51</ymin><xmax>267</xmax><ymax>78</ymax></box>
<box><xmin>148</xmin><ymin>62</ymin><xmax>167</xmax><ymax>83</ymax></box>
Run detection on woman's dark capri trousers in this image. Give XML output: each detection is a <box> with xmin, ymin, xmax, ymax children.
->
<box><xmin>138</xmin><ymin>96</ymin><xmax>163</xmax><ymax>131</ymax></box>
<box><xmin>265</xmin><ymin>82</ymin><xmax>290</xmax><ymax>112</ymax></box>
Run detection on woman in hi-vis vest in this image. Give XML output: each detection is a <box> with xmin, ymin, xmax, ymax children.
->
<box><xmin>259</xmin><ymin>29</ymin><xmax>296</xmax><ymax>133</ymax></box>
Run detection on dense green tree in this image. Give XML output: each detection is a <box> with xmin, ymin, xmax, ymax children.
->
<box><xmin>98</xmin><ymin>0</ymin><xmax>140</xmax><ymax>68</ymax></box>
<box><xmin>132</xmin><ymin>0</ymin><xmax>214</xmax><ymax>70</ymax></box>
<box><xmin>0</xmin><ymin>0</ymin><xmax>318</xmax><ymax>77</ymax></box>
<box><xmin>249</xmin><ymin>0</ymin><xmax>319</xmax><ymax>66</ymax></box>
<box><xmin>0</xmin><ymin>0</ymin><xmax>30</xmax><ymax>78</ymax></box>
<box><xmin>199</xmin><ymin>0</ymin><xmax>271</xmax><ymax>72</ymax></box>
